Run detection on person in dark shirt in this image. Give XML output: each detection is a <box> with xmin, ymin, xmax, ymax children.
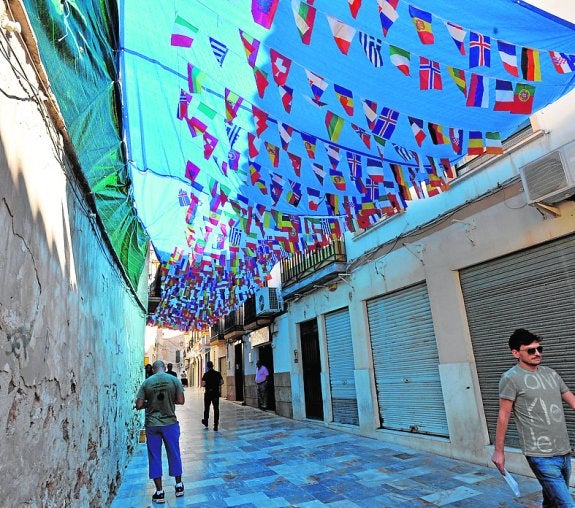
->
<box><xmin>201</xmin><ymin>361</ymin><xmax>223</xmax><ymax>431</ymax></box>
<box><xmin>166</xmin><ymin>363</ymin><xmax>178</xmax><ymax>377</ymax></box>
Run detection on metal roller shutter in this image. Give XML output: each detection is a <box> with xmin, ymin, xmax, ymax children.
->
<box><xmin>325</xmin><ymin>308</ymin><xmax>359</xmax><ymax>425</ymax></box>
<box><xmin>367</xmin><ymin>283</ymin><xmax>449</xmax><ymax>437</ymax></box>
<box><xmin>460</xmin><ymin>234</ymin><xmax>575</xmax><ymax>450</ymax></box>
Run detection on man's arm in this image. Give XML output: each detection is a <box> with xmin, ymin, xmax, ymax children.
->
<box><xmin>175</xmin><ymin>390</ymin><xmax>185</xmax><ymax>405</ymax></box>
<box><xmin>491</xmin><ymin>398</ymin><xmax>513</xmax><ymax>474</ymax></box>
<box><xmin>561</xmin><ymin>390</ymin><xmax>575</xmax><ymax>409</ymax></box>
<box><xmin>135</xmin><ymin>398</ymin><xmax>146</xmax><ymax>410</ymax></box>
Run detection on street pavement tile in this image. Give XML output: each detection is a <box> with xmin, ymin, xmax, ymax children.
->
<box><xmin>111</xmin><ymin>388</ymin><xmax>546</xmax><ymax>507</ymax></box>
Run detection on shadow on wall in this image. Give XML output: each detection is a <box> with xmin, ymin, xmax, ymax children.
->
<box><xmin>0</xmin><ymin>60</ymin><xmax>145</xmax><ymax>507</ymax></box>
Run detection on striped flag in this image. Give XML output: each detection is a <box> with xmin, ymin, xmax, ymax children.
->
<box><xmin>171</xmin><ymin>15</ymin><xmax>198</xmax><ymax>48</ymax></box>
<box><xmin>287</xmin><ymin>152</ymin><xmax>302</xmax><ymax>176</ymax></box>
<box><xmin>466</xmin><ymin>73</ymin><xmax>489</xmax><ymax>108</ymax></box>
<box><xmin>325</xmin><ymin>111</ymin><xmax>344</xmax><ymax>142</ymax></box>
<box><xmin>389</xmin><ymin>45</ymin><xmax>410</xmax><ymax>76</ymax></box>
<box><xmin>278</xmin><ymin>85</ymin><xmax>294</xmax><ymax>113</ymax></box>
<box><xmin>494</xmin><ymin>79</ymin><xmax>514</xmax><ymax>111</ymax></box>
<box><xmin>253</xmin><ymin>66</ymin><xmax>269</xmax><ymax>98</ymax></box>
<box><xmin>409</xmin><ymin>5</ymin><xmax>434</xmax><ymax>44</ymax></box>
<box><xmin>327</xmin><ymin>16</ymin><xmax>356</xmax><ymax>55</ymax></box>
<box><xmin>377</xmin><ymin>0</ymin><xmax>399</xmax><ymax>37</ymax></box>
<box><xmin>468</xmin><ymin>131</ymin><xmax>484</xmax><ymax>155</ymax></box>
<box><xmin>301</xmin><ymin>133</ymin><xmax>317</xmax><ymax>158</ymax></box>
<box><xmin>446</xmin><ymin>66</ymin><xmax>466</xmax><ymax>96</ymax></box>
<box><xmin>485</xmin><ymin>132</ymin><xmax>503</xmax><ymax>154</ymax></box>
<box><xmin>408</xmin><ymin>116</ymin><xmax>426</xmax><ymax>146</ymax></box>
<box><xmin>428</xmin><ymin>122</ymin><xmax>449</xmax><ymax>145</ymax></box>
<box><xmin>187</xmin><ymin>63</ymin><xmax>206</xmax><ymax>94</ymax></box>
<box><xmin>334</xmin><ymin>84</ymin><xmax>354</xmax><ymax>116</ymax></box>
<box><xmin>549</xmin><ymin>51</ymin><xmax>575</xmax><ymax>74</ymax></box>
<box><xmin>305</xmin><ymin>69</ymin><xmax>328</xmax><ymax>105</ymax></box>
<box><xmin>445</xmin><ymin>22</ymin><xmax>466</xmax><ymax>55</ymax></box>
<box><xmin>521</xmin><ymin>47</ymin><xmax>541</xmax><ymax>81</ymax></box>
<box><xmin>497</xmin><ymin>40</ymin><xmax>519</xmax><ymax>77</ymax></box>
<box><xmin>209</xmin><ymin>37</ymin><xmax>229</xmax><ymax>66</ymax></box>
<box><xmin>278</xmin><ymin>122</ymin><xmax>294</xmax><ymax>151</ymax></box>
<box><xmin>449</xmin><ymin>127</ymin><xmax>463</xmax><ymax>155</ymax></box>
<box><xmin>291</xmin><ymin>0</ymin><xmax>317</xmax><ymax>45</ymax></box>
<box><xmin>265</xmin><ymin>141</ymin><xmax>280</xmax><ymax>167</ymax></box>
<box><xmin>252</xmin><ymin>105</ymin><xmax>269</xmax><ymax>136</ymax></box>
<box><xmin>359</xmin><ymin>32</ymin><xmax>384</xmax><ymax>67</ymax></box>
<box><xmin>362</xmin><ymin>98</ymin><xmax>378</xmax><ymax>130</ymax></box>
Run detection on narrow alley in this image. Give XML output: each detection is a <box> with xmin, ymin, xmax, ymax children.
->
<box><xmin>111</xmin><ymin>388</ymin><xmax>549</xmax><ymax>508</ymax></box>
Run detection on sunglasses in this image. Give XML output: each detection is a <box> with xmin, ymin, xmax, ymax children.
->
<box><xmin>521</xmin><ymin>346</ymin><xmax>543</xmax><ymax>355</ymax></box>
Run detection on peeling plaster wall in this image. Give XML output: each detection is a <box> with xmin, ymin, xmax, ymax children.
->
<box><xmin>0</xmin><ymin>14</ymin><xmax>146</xmax><ymax>508</ymax></box>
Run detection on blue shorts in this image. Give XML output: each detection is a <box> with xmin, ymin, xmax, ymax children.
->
<box><xmin>145</xmin><ymin>422</ymin><xmax>182</xmax><ymax>479</ymax></box>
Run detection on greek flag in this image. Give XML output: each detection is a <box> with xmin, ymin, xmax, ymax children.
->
<box><xmin>359</xmin><ymin>32</ymin><xmax>383</xmax><ymax>68</ymax></box>
<box><xmin>209</xmin><ymin>37</ymin><xmax>229</xmax><ymax>66</ymax></box>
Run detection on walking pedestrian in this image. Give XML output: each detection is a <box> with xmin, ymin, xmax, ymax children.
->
<box><xmin>492</xmin><ymin>328</ymin><xmax>575</xmax><ymax>507</ymax></box>
<box><xmin>166</xmin><ymin>363</ymin><xmax>178</xmax><ymax>377</ymax></box>
<box><xmin>136</xmin><ymin>360</ymin><xmax>185</xmax><ymax>504</ymax></box>
<box><xmin>201</xmin><ymin>361</ymin><xmax>223</xmax><ymax>431</ymax></box>
<box><xmin>255</xmin><ymin>360</ymin><xmax>269</xmax><ymax>410</ymax></box>
<box><xmin>145</xmin><ymin>363</ymin><xmax>153</xmax><ymax>379</ymax></box>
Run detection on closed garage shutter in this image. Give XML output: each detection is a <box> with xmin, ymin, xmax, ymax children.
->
<box><xmin>460</xmin><ymin>234</ymin><xmax>575</xmax><ymax>450</ymax></box>
<box><xmin>367</xmin><ymin>283</ymin><xmax>449</xmax><ymax>437</ymax></box>
<box><xmin>325</xmin><ymin>308</ymin><xmax>359</xmax><ymax>425</ymax></box>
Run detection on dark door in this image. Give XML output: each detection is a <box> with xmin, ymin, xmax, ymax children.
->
<box><xmin>235</xmin><ymin>343</ymin><xmax>244</xmax><ymax>402</ymax></box>
<box><xmin>258</xmin><ymin>344</ymin><xmax>276</xmax><ymax>411</ymax></box>
<box><xmin>300</xmin><ymin>319</ymin><xmax>323</xmax><ymax>420</ymax></box>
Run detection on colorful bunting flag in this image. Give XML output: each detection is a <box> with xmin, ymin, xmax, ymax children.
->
<box><xmin>278</xmin><ymin>122</ymin><xmax>294</xmax><ymax>151</ymax></box>
<box><xmin>225</xmin><ymin>122</ymin><xmax>241</xmax><ymax>148</ymax></box>
<box><xmin>301</xmin><ymin>133</ymin><xmax>317</xmax><ymax>158</ymax></box>
<box><xmin>419</xmin><ymin>57</ymin><xmax>442</xmax><ymax>90</ymax></box>
<box><xmin>248</xmin><ymin>132</ymin><xmax>261</xmax><ymax>157</ymax></box>
<box><xmin>327</xmin><ymin>16</ymin><xmax>356</xmax><ymax>55</ymax></box>
<box><xmin>347</xmin><ymin>151</ymin><xmax>363</xmax><ymax>180</ymax></box>
<box><xmin>265</xmin><ymin>141</ymin><xmax>280</xmax><ymax>167</ymax></box>
<box><xmin>485</xmin><ymin>131</ymin><xmax>503</xmax><ymax>154</ymax></box>
<box><xmin>312</xmin><ymin>162</ymin><xmax>326</xmax><ymax>185</ymax></box>
<box><xmin>467</xmin><ymin>131</ymin><xmax>484</xmax><ymax>155</ymax></box>
<box><xmin>512</xmin><ymin>82</ymin><xmax>535</xmax><ymax>114</ymax></box>
<box><xmin>227</xmin><ymin>149</ymin><xmax>240</xmax><ymax>170</ymax></box>
<box><xmin>366</xmin><ymin>158</ymin><xmax>384</xmax><ymax>183</ymax></box>
<box><xmin>351</xmin><ymin>123</ymin><xmax>371</xmax><ymax>148</ymax></box>
<box><xmin>279</xmin><ymin>85</ymin><xmax>294</xmax><ymax>113</ymax></box>
<box><xmin>305</xmin><ymin>69</ymin><xmax>328</xmax><ymax>105</ymax></box>
<box><xmin>325</xmin><ymin>144</ymin><xmax>341</xmax><ymax>170</ymax></box>
<box><xmin>348</xmin><ymin>0</ymin><xmax>362</xmax><ymax>18</ymax></box>
<box><xmin>325</xmin><ymin>111</ymin><xmax>344</xmax><ymax>141</ymax></box>
<box><xmin>286</xmin><ymin>179</ymin><xmax>302</xmax><ymax>207</ymax></box>
<box><xmin>209</xmin><ymin>37</ymin><xmax>229</xmax><ymax>67</ymax></box>
<box><xmin>291</xmin><ymin>0</ymin><xmax>317</xmax><ymax>45</ymax></box>
<box><xmin>408</xmin><ymin>116</ymin><xmax>426</xmax><ymax>146</ymax></box>
<box><xmin>187</xmin><ymin>63</ymin><xmax>206</xmax><ymax>94</ymax></box>
<box><xmin>445</xmin><ymin>22</ymin><xmax>466</xmax><ymax>55</ymax></box>
<box><xmin>428</xmin><ymin>122</ymin><xmax>449</xmax><ymax>144</ymax></box>
<box><xmin>239</xmin><ymin>29</ymin><xmax>260</xmax><ymax>67</ymax></box>
<box><xmin>372</xmin><ymin>107</ymin><xmax>399</xmax><ymax>139</ymax></box>
<box><xmin>389</xmin><ymin>45</ymin><xmax>410</xmax><ymax>76</ymax></box>
<box><xmin>494</xmin><ymin>79</ymin><xmax>514</xmax><ymax>111</ymax></box>
<box><xmin>409</xmin><ymin>5</ymin><xmax>434</xmax><ymax>44</ymax></box>
<box><xmin>224</xmin><ymin>88</ymin><xmax>243</xmax><ymax>122</ymax></box>
<box><xmin>253</xmin><ymin>66</ymin><xmax>269</xmax><ymax>98</ymax></box>
<box><xmin>334</xmin><ymin>84</ymin><xmax>354</xmax><ymax>116</ymax></box>
<box><xmin>288</xmin><ymin>152</ymin><xmax>302</xmax><ymax>176</ymax></box>
<box><xmin>390</xmin><ymin>163</ymin><xmax>410</xmax><ymax>206</ymax></box>
<box><xmin>177</xmin><ymin>89</ymin><xmax>192</xmax><ymax>119</ymax></box>
<box><xmin>449</xmin><ymin>127</ymin><xmax>463</xmax><ymax>155</ymax></box>
<box><xmin>251</xmin><ymin>0</ymin><xmax>280</xmax><ymax>29</ymax></box>
<box><xmin>549</xmin><ymin>51</ymin><xmax>575</xmax><ymax>74</ymax></box>
<box><xmin>307</xmin><ymin>187</ymin><xmax>322</xmax><ymax>211</ymax></box>
<box><xmin>330</xmin><ymin>170</ymin><xmax>347</xmax><ymax>191</ymax></box>
<box><xmin>362</xmin><ymin>98</ymin><xmax>378</xmax><ymax>130</ymax></box>
<box><xmin>252</xmin><ymin>105</ymin><xmax>269</xmax><ymax>136</ymax></box>
<box><xmin>446</xmin><ymin>66</ymin><xmax>466</xmax><ymax>95</ymax></box>
<box><xmin>469</xmin><ymin>32</ymin><xmax>491</xmax><ymax>67</ymax></box>
<box><xmin>203</xmin><ymin>131</ymin><xmax>218</xmax><ymax>159</ymax></box>
<box><xmin>497</xmin><ymin>40</ymin><xmax>519</xmax><ymax>77</ymax></box>
<box><xmin>171</xmin><ymin>15</ymin><xmax>198</xmax><ymax>48</ymax></box>
<box><xmin>393</xmin><ymin>144</ymin><xmax>414</xmax><ymax>162</ymax></box>
<box><xmin>270</xmin><ymin>49</ymin><xmax>292</xmax><ymax>86</ymax></box>
<box><xmin>359</xmin><ymin>32</ymin><xmax>384</xmax><ymax>67</ymax></box>
<box><xmin>521</xmin><ymin>47</ymin><xmax>541</xmax><ymax>81</ymax></box>
<box><xmin>466</xmin><ymin>74</ymin><xmax>489</xmax><ymax>108</ymax></box>
<box><xmin>377</xmin><ymin>0</ymin><xmax>399</xmax><ymax>36</ymax></box>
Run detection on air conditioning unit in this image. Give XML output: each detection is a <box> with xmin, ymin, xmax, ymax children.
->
<box><xmin>255</xmin><ymin>287</ymin><xmax>283</xmax><ymax>316</ymax></box>
<box><xmin>519</xmin><ymin>141</ymin><xmax>575</xmax><ymax>204</ymax></box>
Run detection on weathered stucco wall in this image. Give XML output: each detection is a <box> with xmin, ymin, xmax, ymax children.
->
<box><xmin>0</xmin><ymin>11</ymin><xmax>146</xmax><ymax>507</ymax></box>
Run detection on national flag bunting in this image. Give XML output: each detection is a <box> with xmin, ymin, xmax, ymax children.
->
<box><xmin>325</xmin><ymin>144</ymin><xmax>341</xmax><ymax>170</ymax></box>
<box><xmin>390</xmin><ymin>45</ymin><xmax>410</xmax><ymax>76</ymax></box>
<box><xmin>278</xmin><ymin>123</ymin><xmax>294</xmax><ymax>151</ymax></box>
<box><xmin>469</xmin><ymin>32</ymin><xmax>491</xmax><ymax>67</ymax></box>
<box><xmin>291</xmin><ymin>0</ymin><xmax>316</xmax><ymax>45</ymax></box>
<box><xmin>209</xmin><ymin>37</ymin><xmax>229</xmax><ymax>67</ymax></box>
<box><xmin>327</xmin><ymin>16</ymin><xmax>356</xmax><ymax>55</ymax></box>
<box><xmin>409</xmin><ymin>5</ymin><xmax>434</xmax><ymax>44</ymax></box>
<box><xmin>512</xmin><ymin>82</ymin><xmax>535</xmax><ymax>114</ymax></box>
<box><xmin>419</xmin><ymin>57</ymin><xmax>442</xmax><ymax>90</ymax></box>
<box><xmin>187</xmin><ymin>63</ymin><xmax>206</xmax><ymax>94</ymax></box>
<box><xmin>446</xmin><ymin>66</ymin><xmax>466</xmax><ymax>96</ymax></box>
<box><xmin>252</xmin><ymin>105</ymin><xmax>269</xmax><ymax>136</ymax></box>
<box><xmin>377</xmin><ymin>0</ymin><xmax>399</xmax><ymax>37</ymax></box>
<box><xmin>239</xmin><ymin>29</ymin><xmax>260</xmax><ymax>67</ymax></box>
<box><xmin>307</xmin><ymin>187</ymin><xmax>322</xmax><ymax>211</ymax></box>
<box><xmin>265</xmin><ymin>141</ymin><xmax>280</xmax><ymax>167</ymax></box>
<box><xmin>301</xmin><ymin>133</ymin><xmax>317</xmax><ymax>158</ymax></box>
<box><xmin>270</xmin><ymin>49</ymin><xmax>292</xmax><ymax>86</ymax></box>
<box><xmin>287</xmin><ymin>152</ymin><xmax>302</xmax><ymax>176</ymax></box>
<box><xmin>467</xmin><ymin>131</ymin><xmax>484</xmax><ymax>155</ymax></box>
<box><xmin>347</xmin><ymin>152</ymin><xmax>362</xmax><ymax>180</ymax></box>
<box><xmin>248</xmin><ymin>132</ymin><xmax>261</xmax><ymax>157</ymax></box>
<box><xmin>466</xmin><ymin>73</ymin><xmax>489</xmax><ymax>108</ymax></box>
<box><xmin>408</xmin><ymin>116</ymin><xmax>426</xmax><ymax>146</ymax></box>
<box><xmin>449</xmin><ymin>127</ymin><xmax>463</xmax><ymax>155</ymax></box>
<box><xmin>253</xmin><ymin>66</ymin><xmax>269</xmax><ymax>98</ymax></box>
<box><xmin>494</xmin><ymin>79</ymin><xmax>514</xmax><ymax>111</ymax></box>
<box><xmin>428</xmin><ymin>122</ymin><xmax>449</xmax><ymax>144</ymax></box>
<box><xmin>445</xmin><ymin>22</ymin><xmax>466</xmax><ymax>55</ymax></box>
<box><xmin>348</xmin><ymin>0</ymin><xmax>362</xmax><ymax>18</ymax></box>
<box><xmin>312</xmin><ymin>162</ymin><xmax>326</xmax><ymax>185</ymax></box>
<box><xmin>351</xmin><ymin>123</ymin><xmax>371</xmax><ymax>148</ymax></box>
<box><xmin>278</xmin><ymin>85</ymin><xmax>294</xmax><ymax>113</ymax></box>
<box><xmin>521</xmin><ymin>47</ymin><xmax>541</xmax><ymax>81</ymax></box>
<box><xmin>485</xmin><ymin>131</ymin><xmax>503</xmax><ymax>154</ymax></box>
<box><xmin>177</xmin><ymin>89</ymin><xmax>192</xmax><ymax>119</ymax></box>
<box><xmin>224</xmin><ymin>88</ymin><xmax>243</xmax><ymax>122</ymax></box>
<box><xmin>372</xmin><ymin>107</ymin><xmax>399</xmax><ymax>139</ymax></box>
<box><xmin>390</xmin><ymin>163</ymin><xmax>410</xmax><ymax>206</ymax></box>
<box><xmin>359</xmin><ymin>32</ymin><xmax>384</xmax><ymax>67</ymax></box>
<box><xmin>251</xmin><ymin>0</ymin><xmax>280</xmax><ymax>29</ymax></box>
<box><xmin>361</xmin><ymin>98</ymin><xmax>378</xmax><ymax>130</ymax></box>
<box><xmin>171</xmin><ymin>15</ymin><xmax>198</xmax><ymax>48</ymax></box>
<box><xmin>549</xmin><ymin>51</ymin><xmax>575</xmax><ymax>74</ymax></box>
<box><xmin>305</xmin><ymin>69</ymin><xmax>328</xmax><ymax>105</ymax></box>
<box><xmin>325</xmin><ymin>111</ymin><xmax>344</xmax><ymax>142</ymax></box>
<box><xmin>334</xmin><ymin>84</ymin><xmax>354</xmax><ymax>116</ymax></box>
<box><xmin>497</xmin><ymin>40</ymin><xmax>519</xmax><ymax>77</ymax></box>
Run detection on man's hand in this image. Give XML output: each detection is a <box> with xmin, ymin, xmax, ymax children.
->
<box><xmin>491</xmin><ymin>450</ymin><xmax>506</xmax><ymax>475</ymax></box>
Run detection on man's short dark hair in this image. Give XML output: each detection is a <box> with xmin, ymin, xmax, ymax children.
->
<box><xmin>207</xmin><ymin>361</ymin><xmax>214</xmax><ymax>369</ymax></box>
<box><xmin>509</xmin><ymin>328</ymin><xmax>541</xmax><ymax>351</ymax></box>
<box><xmin>167</xmin><ymin>363</ymin><xmax>173</xmax><ymax>369</ymax></box>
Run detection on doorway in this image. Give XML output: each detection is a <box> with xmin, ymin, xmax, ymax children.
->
<box><xmin>300</xmin><ymin>319</ymin><xmax>323</xmax><ymax>420</ymax></box>
<box><xmin>234</xmin><ymin>342</ymin><xmax>244</xmax><ymax>402</ymax></box>
<box><xmin>258</xmin><ymin>344</ymin><xmax>276</xmax><ymax>411</ymax></box>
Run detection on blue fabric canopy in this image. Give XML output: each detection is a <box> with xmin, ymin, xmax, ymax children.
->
<box><xmin>119</xmin><ymin>0</ymin><xmax>575</xmax><ymax>329</ymax></box>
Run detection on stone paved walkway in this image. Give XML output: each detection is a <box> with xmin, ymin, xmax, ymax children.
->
<box><xmin>111</xmin><ymin>388</ymin><xmax>553</xmax><ymax>507</ymax></box>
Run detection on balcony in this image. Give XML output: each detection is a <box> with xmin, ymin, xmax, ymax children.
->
<box><xmin>147</xmin><ymin>270</ymin><xmax>162</xmax><ymax>315</ymax></box>
<box><xmin>209</xmin><ymin>319</ymin><xmax>224</xmax><ymax>344</ymax></box>
<box><xmin>280</xmin><ymin>239</ymin><xmax>348</xmax><ymax>300</ymax></box>
<box><xmin>243</xmin><ymin>293</ymin><xmax>276</xmax><ymax>331</ymax></box>
<box><xmin>222</xmin><ymin>308</ymin><xmax>245</xmax><ymax>341</ymax></box>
